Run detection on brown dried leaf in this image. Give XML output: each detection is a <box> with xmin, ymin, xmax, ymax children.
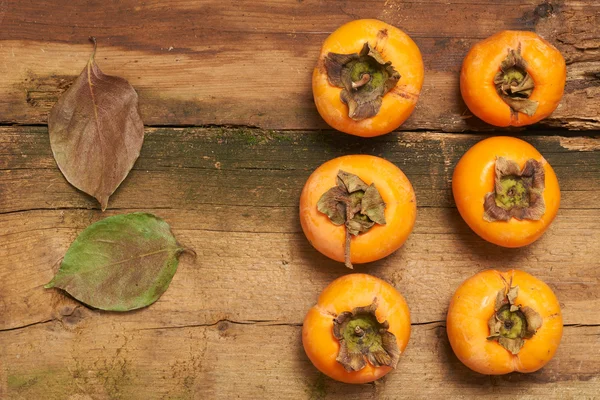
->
<box><xmin>49</xmin><ymin>38</ymin><xmax>144</xmax><ymax>211</ymax></box>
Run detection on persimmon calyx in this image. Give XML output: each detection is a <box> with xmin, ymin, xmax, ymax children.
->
<box><xmin>324</xmin><ymin>42</ymin><xmax>400</xmax><ymax>121</ymax></box>
<box><xmin>332</xmin><ymin>299</ymin><xmax>400</xmax><ymax>371</ymax></box>
<box><xmin>317</xmin><ymin>170</ymin><xmax>386</xmax><ymax>268</ymax></box>
<box><xmin>487</xmin><ymin>284</ymin><xmax>543</xmax><ymax>355</ymax></box>
<box><xmin>483</xmin><ymin>157</ymin><xmax>546</xmax><ymax>222</ymax></box>
<box><xmin>494</xmin><ymin>44</ymin><xmax>539</xmax><ymax>117</ymax></box>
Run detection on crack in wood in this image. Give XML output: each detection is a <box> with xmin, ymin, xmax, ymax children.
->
<box><xmin>1</xmin><ymin>121</ymin><xmax>600</xmax><ymax>134</ymax></box>
<box><xmin>3</xmin><ymin>319</ymin><xmax>599</xmax><ymax>333</ymax></box>
<box><xmin>0</xmin><ymin>318</ymin><xmax>54</xmax><ymax>332</ymax></box>
<box><xmin>2</xmin><ymin>201</ymin><xmax>599</xmax><ymax>218</ymax></box>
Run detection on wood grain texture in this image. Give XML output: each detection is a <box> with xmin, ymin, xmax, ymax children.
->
<box><xmin>1</xmin><ymin>320</ymin><xmax>598</xmax><ymax>399</ymax></box>
<box><xmin>1</xmin><ymin>126</ymin><xmax>599</xmax><ymax>398</ymax></box>
<box><xmin>0</xmin><ymin>0</ymin><xmax>599</xmax><ymax>131</ymax></box>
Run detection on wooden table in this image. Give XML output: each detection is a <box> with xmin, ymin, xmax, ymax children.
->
<box><xmin>1</xmin><ymin>1</ymin><xmax>599</xmax><ymax>398</ymax></box>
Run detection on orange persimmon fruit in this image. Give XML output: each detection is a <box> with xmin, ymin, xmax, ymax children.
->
<box><xmin>452</xmin><ymin>136</ymin><xmax>560</xmax><ymax>248</ymax></box>
<box><xmin>303</xmin><ymin>273</ymin><xmax>411</xmax><ymax>383</ymax></box>
<box><xmin>447</xmin><ymin>269</ymin><xmax>562</xmax><ymax>374</ymax></box>
<box><xmin>461</xmin><ymin>30</ymin><xmax>566</xmax><ymax>127</ymax></box>
<box><xmin>300</xmin><ymin>155</ymin><xmax>416</xmax><ymax>268</ymax></box>
<box><xmin>313</xmin><ymin>19</ymin><xmax>424</xmax><ymax>137</ymax></box>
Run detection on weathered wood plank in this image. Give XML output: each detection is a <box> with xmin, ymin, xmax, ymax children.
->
<box><xmin>1</xmin><ymin>319</ymin><xmax>598</xmax><ymax>399</ymax></box>
<box><xmin>0</xmin><ymin>0</ymin><xmax>599</xmax><ymax>131</ymax></box>
<box><xmin>1</xmin><ymin>127</ymin><xmax>599</xmax><ymax>212</ymax></box>
<box><xmin>2</xmin><ymin>206</ymin><xmax>600</xmax><ymax>330</ymax></box>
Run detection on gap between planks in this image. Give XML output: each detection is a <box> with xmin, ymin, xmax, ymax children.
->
<box><xmin>2</xmin><ymin>317</ymin><xmax>600</xmax><ymax>334</ymax></box>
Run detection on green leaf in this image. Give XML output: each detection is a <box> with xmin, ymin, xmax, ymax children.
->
<box><xmin>45</xmin><ymin>213</ymin><xmax>184</xmax><ymax>311</ymax></box>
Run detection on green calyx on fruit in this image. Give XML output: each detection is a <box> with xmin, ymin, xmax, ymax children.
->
<box><xmin>333</xmin><ymin>299</ymin><xmax>400</xmax><ymax>371</ymax></box>
<box><xmin>494</xmin><ymin>44</ymin><xmax>539</xmax><ymax>117</ymax></box>
<box><xmin>483</xmin><ymin>157</ymin><xmax>546</xmax><ymax>222</ymax></box>
<box><xmin>487</xmin><ymin>283</ymin><xmax>543</xmax><ymax>354</ymax></box>
<box><xmin>324</xmin><ymin>43</ymin><xmax>400</xmax><ymax>121</ymax></box>
<box><xmin>317</xmin><ymin>170</ymin><xmax>386</xmax><ymax>269</ymax></box>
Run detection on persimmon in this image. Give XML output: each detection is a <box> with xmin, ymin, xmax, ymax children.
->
<box><xmin>452</xmin><ymin>136</ymin><xmax>560</xmax><ymax>247</ymax></box>
<box><xmin>313</xmin><ymin>19</ymin><xmax>424</xmax><ymax>137</ymax></box>
<box><xmin>303</xmin><ymin>273</ymin><xmax>411</xmax><ymax>383</ymax></box>
<box><xmin>461</xmin><ymin>30</ymin><xmax>566</xmax><ymax>127</ymax></box>
<box><xmin>447</xmin><ymin>269</ymin><xmax>562</xmax><ymax>375</ymax></box>
<box><xmin>300</xmin><ymin>155</ymin><xmax>416</xmax><ymax>268</ymax></box>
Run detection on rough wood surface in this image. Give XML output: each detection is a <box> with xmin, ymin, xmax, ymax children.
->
<box><xmin>0</xmin><ymin>0</ymin><xmax>599</xmax><ymax>131</ymax></box>
<box><xmin>1</xmin><ymin>127</ymin><xmax>599</xmax><ymax>398</ymax></box>
<box><xmin>2</xmin><ymin>0</ymin><xmax>600</xmax><ymax>398</ymax></box>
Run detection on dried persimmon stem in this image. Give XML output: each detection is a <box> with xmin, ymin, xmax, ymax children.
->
<box><xmin>344</xmin><ymin>200</ymin><xmax>353</xmax><ymax>269</ymax></box>
<box><xmin>352</xmin><ymin>73</ymin><xmax>371</xmax><ymax>89</ymax></box>
<box><xmin>344</xmin><ymin>228</ymin><xmax>352</xmax><ymax>269</ymax></box>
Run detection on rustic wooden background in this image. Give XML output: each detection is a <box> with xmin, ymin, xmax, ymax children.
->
<box><xmin>1</xmin><ymin>1</ymin><xmax>599</xmax><ymax>399</ymax></box>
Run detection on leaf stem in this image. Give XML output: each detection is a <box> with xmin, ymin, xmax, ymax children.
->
<box><xmin>88</xmin><ymin>36</ymin><xmax>97</xmax><ymax>63</ymax></box>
